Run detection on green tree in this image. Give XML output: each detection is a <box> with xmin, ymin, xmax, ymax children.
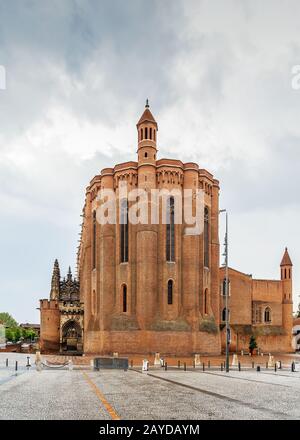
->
<box><xmin>22</xmin><ymin>328</ymin><xmax>37</xmax><ymax>341</ymax></box>
<box><xmin>249</xmin><ymin>335</ymin><xmax>257</xmax><ymax>354</ymax></box>
<box><xmin>5</xmin><ymin>328</ymin><xmax>15</xmax><ymax>341</ymax></box>
<box><xmin>0</xmin><ymin>312</ymin><xmax>18</xmax><ymax>327</ymax></box>
<box><xmin>14</xmin><ymin>327</ymin><xmax>21</xmax><ymax>341</ymax></box>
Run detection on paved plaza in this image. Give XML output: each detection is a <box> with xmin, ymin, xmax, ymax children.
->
<box><xmin>1</xmin><ymin>353</ymin><xmax>300</xmax><ymax>420</ymax></box>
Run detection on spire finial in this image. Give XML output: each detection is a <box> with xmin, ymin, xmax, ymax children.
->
<box><xmin>50</xmin><ymin>259</ymin><xmax>60</xmax><ymax>300</ymax></box>
<box><xmin>145</xmin><ymin>98</ymin><xmax>149</xmax><ymax>108</ymax></box>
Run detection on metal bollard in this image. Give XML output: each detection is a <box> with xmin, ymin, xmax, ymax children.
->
<box><xmin>266</xmin><ymin>362</ymin><xmax>268</xmax><ymax>369</ymax></box>
<box><xmin>292</xmin><ymin>362</ymin><xmax>295</xmax><ymax>372</ymax></box>
<box><xmin>252</xmin><ymin>361</ymin><xmax>254</xmax><ymax>369</ymax></box>
<box><xmin>6</xmin><ymin>358</ymin><xmax>8</xmax><ymax>367</ymax></box>
<box><xmin>221</xmin><ymin>363</ymin><xmax>223</xmax><ymax>371</ymax></box>
<box><xmin>15</xmin><ymin>361</ymin><xmax>18</xmax><ymax>371</ymax></box>
<box><xmin>208</xmin><ymin>360</ymin><xmax>211</xmax><ymax>369</ymax></box>
<box><xmin>131</xmin><ymin>360</ymin><xmax>133</xmax><ymax>369</ymax></box>
<box><xmin>164</xmin><ymin>362</ymin><xmax>168</xmax><ymax>371</ymax></box>
<box><xmin>184</xmin><ymin>362</ymin><xmax>186</xmax><ymax>371</ymax></box>
<box><xmin>275</xmin><ymin>363</ymin><xmax>277</xmax><ymax>372</ymax></box>
<box><xmin>193</xmin><ymin>360</ymin><xmax>195</xmax><ymax>369</ymax></box>
<box><xmin>178</xmin><ymin>360</ymin><xmax>180</xmax><ymax>369</ymax></box>
<box><xmin>202</xmin><ymin>362</ymin><xmax>205</xmax><ymax>372</ymax></box>
<box><xmin>279</xmin><ymin>360</ymin><xmax>282</xmax><ymax>369</ymax></box>
<box><xmin>256</xmin><ymin>365</ymin><xmax>261</xmax><ymax>372</ymax></box>
<box><xmin>238</xmin><ymin>361</ymin><xmax>241</xmax><ymax>371</ymax></box>
<box><xmin>26</xmin><ymin>356</ymin><xmax>31</xmax><ymax>368</ymax></box>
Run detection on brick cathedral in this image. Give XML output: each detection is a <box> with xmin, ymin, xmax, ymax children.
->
<box><xmin>39</xmin><ymin>103</ymin><xmax>293</xmax><ymax>355</ymax></box>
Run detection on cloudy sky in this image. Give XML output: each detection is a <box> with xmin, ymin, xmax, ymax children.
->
<box><xmin>0</xmin><ymin>0</ymin><xmax>300</xmax><ymax>323</ymax></box>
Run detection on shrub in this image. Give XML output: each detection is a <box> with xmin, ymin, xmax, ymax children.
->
<box><xmin>199</xmin><ymin>317</ymin><xmax>218</xmax><ymax>334</ymax></box>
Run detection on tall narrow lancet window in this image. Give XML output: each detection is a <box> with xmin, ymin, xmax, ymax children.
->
<box><xmin>92</xmin><ymin>210</ymin><xmax>96</xmax><ymax>269</ymax></box>
<box><xmin>222</xmin><ymin>278</ymin><xmax>231</xmax><ymax>296</ymax></box>
<box><xmin>91</xmin><ymin>289</ymin><xmax>96</xmax><ymax>316</ymax></box>
<box><xmin>264</xmin><ymin>307</ymin><xmax>271</xmax><ymax>323</ymax></box>
<box><xmin>122</xmin><ymin>285</ymin><xmax>127</xmax><ymax>313</ymax></box>
<box><xmin>204</xmin><ymin>207</ymin><xmax>209</xmax><ymax>268</ymax></box>
<box><xmin>222</xmin><ymin>308</ymin><xmax>230</xmax><ymax>322</ymax></box>
<box><xmin>120</xmin><ymin>199</ymin><xmax>129</xmax><ymax>263</ymax></box>
<box><xmin>204</xmin><ymin>289</ymin><xmax>208</xmax><ymax>315</ymax></box>
<box><xmin>167</xmin><ymin>280</ymin><xmax>173</xmax><ymax>305</ymax></box>
<box><xmin>166</xmin><ymin>196</ymin><xmax>175</xmax><ymax>262</ymax></box>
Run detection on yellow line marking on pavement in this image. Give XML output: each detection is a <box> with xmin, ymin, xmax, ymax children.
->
<box><xmin>82</xmin><ymin>371</ymin><xmax>121</xmax><ymax>420</ymax></box>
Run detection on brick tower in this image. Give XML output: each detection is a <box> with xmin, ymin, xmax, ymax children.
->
<box><xmin>281</xmin><ymin>247</ymin><xmax>293</xmax><ymax>348</ymax></box>
<box><xmin>79</xmin><ymin>102</ymin><xmax>221</xmax><ymax>355</ymax></box>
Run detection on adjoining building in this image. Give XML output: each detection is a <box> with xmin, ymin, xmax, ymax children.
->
<box><xmin>293</xmin><ymin>317</ymin><xmax>300</xmax><ymax>351</ymax></box>
<box><xmin>19</xmin><ymin>323</ymin><xmax>40</xmax><ymax>337</ymax></box>
<box><xmin>39</xmin><ymin>103</ymin><xmax>294</xmax><ymax>355</ymax></box>
<box><xmin>39</xmin><ymin>262</ymin><xmax>83</xmax><ymax>353</ymax></box>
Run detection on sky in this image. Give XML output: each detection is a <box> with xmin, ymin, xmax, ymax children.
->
<box><xmin>0</xmin><ymin>0</ymin><xmax>300</xmax><ymax>323</ymax></box>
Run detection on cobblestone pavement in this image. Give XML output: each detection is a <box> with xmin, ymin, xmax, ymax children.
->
<box><xmin>0</xmin><ymin>353</ymin><xmax>299</xmax><ymax>420</ymax></box>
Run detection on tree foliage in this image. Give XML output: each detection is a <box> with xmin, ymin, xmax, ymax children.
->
<box><xmin>249</xmin><ymin>334</ymin><xmax>257</xmax><ymax>351</ymax></box>
<box><xmin>5</xmin><ymin>326</ymin><xmax>37</xmax><ymax>342</ymax></box>
<box><xmin>0</xmin><ymin>312</ymin><xmax>18</xmax><ymax>327</ymax></box>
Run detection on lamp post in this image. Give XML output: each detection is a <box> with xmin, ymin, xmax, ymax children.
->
<box><xmin>220</xmin><ymin>209</ymin><xmax>229</xmax><ymax>372</ymax></box>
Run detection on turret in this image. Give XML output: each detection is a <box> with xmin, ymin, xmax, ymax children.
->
<box><xmin>136</xmin><ymin>100</ymin><xmax>158</xmax><ymax>328</ymax></box>
<box><xmin>280</xmin><ymin>247</ymin><xmax>293</xmax><ymax>350</ymax></box>
<box><xmin>136</xmin><ymin>99</ymin><xmax>158</xmax><ymax>166</ymax></box>
<box><xmin>50</xmin><ymin>259</ymin><xmax>60</xmax><ymax>300</ymax></box>
<box><xmin>280</xmin><ymin>247</ymin><xmax>293</xmax><ymax>284</ymax></box>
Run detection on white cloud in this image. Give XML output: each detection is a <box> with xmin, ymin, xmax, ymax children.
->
<box><xmin>1</xmin><ymin>0</ymin><xmax>300</xmax><ymax>321</ymax></box>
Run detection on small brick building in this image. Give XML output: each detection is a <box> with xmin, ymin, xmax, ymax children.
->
<box><xmin>39</xmin><ymin>103</ymin><xmax>293</xmax><ymax>355</ymax></box>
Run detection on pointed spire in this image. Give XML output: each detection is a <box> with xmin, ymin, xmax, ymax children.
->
<box><xmin>280</xmin><ymin>247</ymin><xmax>293</xmax><ymax>266</ymax></box>
<box><xmin>67</xmin><ymin>266</ymin><xmax>72</xmax><ymax>281</ymax></box>
<box><xmin>137</xmin><ymin>101</ymin><xmax>157</xmax><ymax>127</ymax></box>
<box><xmin>50</xmin><ymin>259</ymin><xmax>60</xmax><ymax>300</ymax></box>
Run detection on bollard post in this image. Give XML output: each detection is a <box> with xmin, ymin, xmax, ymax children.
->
<box><xmin>184</xmin><ymin>362</ymin><xmax>186</xmax><ymax>371</ymax></box>
<box><xmin>238</xmin><ymin>361</ymin><xmax>241</xmax><ymax>371</ymax></box>
<box><xmin>165</xmin><ymin>362</ymin><xmax>168</xmax><ymax>371</ymax></box>
<box><xmin>252</xmin><ymin>361</ymin><xmax>254</xmax><ymax>369</ymax></box>
<box><xmin>208</xmin><ymin>360</ymin><xmax>211</xmax><ymax>369</ymax></box>
<box><xmin>6</xmin><ymin>358</ymin><xmax>8</xmax><ymax>367</ymax></box>
<box><xmin>26</xmin><ymin>356</ymin><xmax>31</xmax><ymax>368</ymax></box>
<box><xmin>292</xmin><ymin>362</ymin><xmax>295</xmax><ymax>372</ymax></box>
<box><xmin>131</xmin><ymin>360</ymin><xmax>133</xmax><ymax>369</ymax></box>
<box><xmin>193</xmin><ymin>360</ymin><xmax>195</xmax><ymax>369</ymax></box>
<box><xmin>202</xmin><ymin>362</ymin><xmax>205</xmax><ymax>372</ymax></box>
<box><xmin>275</xmin><ymin>363</ymin><xmax>277</xmax><ymax>372</ymax></box>
<box><xmin>266</xmin><ymin>362</ymin><xmax>268</xmax><ymax>369</ymax></box>
<box><xmin>15</xmin><ymin>361</ymin><xmax>18</xmax><ymax>371</ymax></box>
<box><xmin>178</xmin><ymin>360</ymin><xmax>180</xmax><ymax>369</ymax></box>
<box><xmin>221</xmin><ymin>363</ymin><xmax>223</xmax><ymax>371</ymax></box>
<box><xmin>257</xmin><ymin>365</ymin><xmax>261</xmax><ymax>372</ymax></box>
<box><xmin>279</xmin><ymin>360</ymin><xmax>282</xmax><ymax>370</ymax></box>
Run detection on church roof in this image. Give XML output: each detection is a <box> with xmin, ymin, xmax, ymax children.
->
<box><xmin>280</xmin><ymin>247</ymin><xmax>293</xmax><ymax>266</ymax></box>
<box><xmin>137</xmin><ymin>100</ymin><xmax>157</xmax><ymax>126</ymax></box>
<box><xmin>293</xmin><ymin>317</ymin><xmax>300</xmax><ymax>326</ymax></box>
